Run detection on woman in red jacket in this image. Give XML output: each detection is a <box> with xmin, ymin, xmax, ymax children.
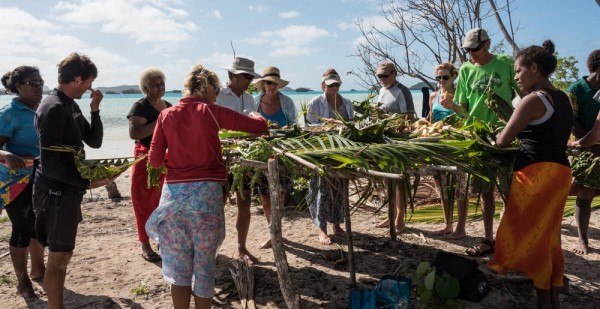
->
<box><xmin>146</xmin><ymin>64</ymin><xmax>268</xmax><ymax>309</ymax></box>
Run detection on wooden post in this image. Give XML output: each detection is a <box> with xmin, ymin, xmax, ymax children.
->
<box><xmin>267</xmin><ymin>158</ymin><xmax>301</xmax><ymax>309</ymax></box>
<box><xmin>387</xmin><ymin>179</ymin><xmax>397</xmax><ymax>241</ymax></box>
<box><xmin>343</xmin><ymin>179</ymin><xmax>357</xmax><ymax>287</ymax></box>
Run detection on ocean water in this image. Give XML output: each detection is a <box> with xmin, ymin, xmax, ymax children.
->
<box><xmin>0</xmin><ymin>90</ymin><xmax>424</xmax><ymax>159</ymax></box>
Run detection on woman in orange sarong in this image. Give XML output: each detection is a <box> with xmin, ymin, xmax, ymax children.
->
<box><xmin>489</xmin><ymin>40</ymin><xmax>573</xmax><ymax>309</ymax></box>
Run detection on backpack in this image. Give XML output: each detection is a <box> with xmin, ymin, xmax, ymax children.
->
<box><xmin>431</xmin><ymin>251</ymin><xmax>489</xmax><ymax>302</ymax></box>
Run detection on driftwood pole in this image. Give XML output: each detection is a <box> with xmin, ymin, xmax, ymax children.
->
<box><xmin>266</xmin><ymin>157</ymin><xmax>301</xmax><ymax>309</ymax></box>
<box><xmin>342</xmin><ymin>179</ymin><xmax>357</xmax><ymax>287</ymax></box>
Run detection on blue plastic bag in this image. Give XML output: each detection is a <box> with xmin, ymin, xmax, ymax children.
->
<box><xmin>349</xmin><ymin>275</ymin><xmax>411</xmax><ymax>309</ymax></box>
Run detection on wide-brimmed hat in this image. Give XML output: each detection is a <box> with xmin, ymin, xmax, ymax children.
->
<box><xmin>462</xmin><ymin>28</ymin><xmax>490</xmax><ymax>49</ymax></box>
<box><xmin>376</xmin><ymin>61</ymin><xmax>396</xmax><ymax>75</ymax></box>
<box><xmin>221</xmin><ymin>57</ymin><xmax>261</xmax><ymax>78</ymax></box>
<box><xmin>254</xmin><ymin>66</ymin><xmax>289</xmax><ymax>89</ymax></box>
<box><xmin>321</xmin><ymin>68</ymin><xmax>342</xmax><ymax>85</ymax></box>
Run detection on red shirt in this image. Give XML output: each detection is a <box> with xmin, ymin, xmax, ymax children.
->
<box><xmin>149</xmin><ymin>97</ymin><xmax>268</xmax><ymax>183</ymax></box>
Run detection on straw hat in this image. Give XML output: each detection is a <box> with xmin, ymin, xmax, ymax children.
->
<box><xmin>221</xmin><ymin>57</ymin><xmax>261</xmax><ymax>78</ymax></box>
<box><xmin>254</xmin><ymin>66</ymin><xmax>289</xmax><ymax>89</ymax></box>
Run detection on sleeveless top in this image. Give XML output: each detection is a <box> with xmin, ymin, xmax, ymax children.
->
<box><xmin>514</xmin><ymin>88</ymin><xmax>573</xmax><ymax>171</ymax></box>
<box><xmin>431</xmin><ymin>91</ymin><xmax>455</xmax><ymax>122</ymax></box>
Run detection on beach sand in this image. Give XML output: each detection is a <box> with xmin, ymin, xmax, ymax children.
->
<box><xmin>1</xmin><ymin>170</ymin><xmax>599</xmax><ymax>308</ymax></box>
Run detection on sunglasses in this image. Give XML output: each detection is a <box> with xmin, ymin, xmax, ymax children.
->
<box><xmin>463</xmin><ymin>42</ymin><xmax>485</xmax><ymax>53</ymax></box>
<box><xmin>327</xmin><ymin>83</ymin><xmax>340</xmax><ymax>88</ymax></box>
<box><xmin>265</xmin><ymin>80</ymin><xmax>277</xmax><ymax>86</ymax></box>
<box><xmin>24</xmin><ymin>80</ymin><xmax>44</xmax><ymax>88</ymax></box>
<box><xmin>376</xmin><ymin>71</ymin><xmax>395</xmax><ymax>79</ymax></box>
<box><xmin>435</xmin><ymin>75</ymin><xmax>450</xmax><ymax>81</ymax></box>
<box><xmin>240</xmin><ymin>73</ymin><xmax>254</xmax><ymax>80</ymax></box>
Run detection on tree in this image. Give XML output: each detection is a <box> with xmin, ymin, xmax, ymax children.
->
<box><xmin>350</xmin><ymin>0</ymin><xmax>520</xmax><ymax>90</ymax></box>
<box><xmin>552</xmin><ymin>52</ymin><xmax>580</xmax><ymax>91</ymax></box>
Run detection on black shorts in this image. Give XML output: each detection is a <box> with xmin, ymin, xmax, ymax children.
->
<box><xmin>33</xmin><ymin>184</ymin><xmax>85</xmax><ymax>252</ymax></box>
<box><xmin>4</xmin><ymin>181</ymin><xmax>36</xmax><ymax>248</ymax></box>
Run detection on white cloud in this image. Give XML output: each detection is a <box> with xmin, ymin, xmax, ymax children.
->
<box><xmin>359</xmin><ymin>15</ymin><xmax>399</xmax><ymax>32</ymax></box>
<box><xmin>338</xmin><ymin>22</ymin><xmax>355</xmax><ymax>31</ymax></box>
<box><xmin>247</xmin><ymin>25</ymin><xmax>330</xmax><ymax>57</ymax></box>
<box><xmin>212</xmin><ymin>9</ymin><xmax>221</xmax><ymax>19</ymax></box>
<box><xmin>248</xmin><ymin>4</ymin><xmax>268</xmax><ymax>14</ymax></box>
<box><xmin>279</xmin><ymin>11</ymin><xmax>300</xmax><ymax>19</ymax></box>
<box><xmin>52</xmin><ymin>0</ymin><xmax>199</xmax><ymax>49</ymax></box>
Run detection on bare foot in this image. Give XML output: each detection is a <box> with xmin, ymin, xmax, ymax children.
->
<box><xmin>431</xmin><ymin>227</ymin><xmax>453</xmax><ymax>236</ymax></box>
<box><xmin>445</xmin><ymin>231</ymin><xmax>467</xmax><ymax>240</ymax></box>
<box><xmin>319</xmin><ymin>231</ymin><xmax>332</xmax><ymax>245</ymax></box>
<box><xmin>29</xmin><ymin>272</ymin><xmax>44</xmax><ymax>282</ymax></box>
<box><xmin>258</xmin><ymin>239</ymin><xmax>272</xmax><ymax>249</ymax></box>
<box><xmin>237</xmin><ymin>248</ymin><xmax>259</xmax><ymax>264</ymax></box>
<box><xmin>572</xmin><ymin>239</ymin><xmax>589</xmax><ymax>255</ymax></box>
<box><xmin>375</xmin><ymin>219</ymin><xmax>389</xmax><ymax>228</ymax></box>
<box><xmin>17</xmin><ymin>280</ymin><xmax>37</xmax><ymax>298</ymax></box>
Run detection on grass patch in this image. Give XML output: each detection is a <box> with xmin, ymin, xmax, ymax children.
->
<box><xmin>0</xmin><ymin>274</ymin><xmax>14</xmax><ymax>286</ymax></box>
<box><xmin>0</xmin><ymin>217</ymin><xmax>8</xmax><ymax>224</ymax></box>
<box><xmin>406</xmin><ymin>196</ymin><xmax>600</xmax><ymax>223</ymax></box>
<box><xmin>131</xmin><ymin>279</ymin><xmax>150</xmax><ymax>296</ymax></box>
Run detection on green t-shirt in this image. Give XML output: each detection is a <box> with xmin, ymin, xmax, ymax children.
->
<box><xmin>455</xmin><ymin>54</ymin><xmax>519</xmax><ymax>125</ymax></box>
<box><xmin>566</xmin><ymin>76</ymin><xmax>599</xmax><ymax>134</ymax></box>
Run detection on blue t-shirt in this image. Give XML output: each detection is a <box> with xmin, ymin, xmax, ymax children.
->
<box><xmin>0</xmin><ymin>98</ymin><xmax>39</xmax><ymax>157</ymax></box>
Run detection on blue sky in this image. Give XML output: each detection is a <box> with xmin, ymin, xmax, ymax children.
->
<box><xmin>0</xmin><ymin>0</ymin><xmax>598</xmax><ymax>91</ymax></box>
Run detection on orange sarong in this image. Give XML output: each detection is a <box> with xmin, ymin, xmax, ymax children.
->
<box><xmin>488</xmin><ymin>162</ymin><xmax>571</xmax><ymax>290</ymax></box>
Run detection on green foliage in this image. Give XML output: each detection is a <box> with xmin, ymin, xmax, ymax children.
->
<box><xmin>571</xmin><ymin>150</ymin><xmax>600</xmax><ymax>189</ymax></box>
<box><xmin>131</xmin><ymin>279</ymin><xmax>150</xmax><ymax>296</ymax></box>
<box><xmin>0</xmin><ymin>216</ymin><xmax>8</xmax><ymax>224</ymax></box>
<box><xmin>0</xmin><ymin>274</ymin><xmax>14</xmax><ymax>286</ymax></box>
<box><xmin>552</xmin><ymin>52</ymin><xmax>579</xmax><ymax>91</ymax></box>
<box><xmin>415</xmin><ymin>262</ymin><xmax>462</xmax><ymax>309</ymax></box>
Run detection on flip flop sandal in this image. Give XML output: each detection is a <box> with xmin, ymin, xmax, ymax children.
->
<box><xmin>142</xmin><ymin>252</ymin><xmax>162</xmax><ymax>263</ymax></box>
<box><xmin>465</xmin><ymin>239</ymin><xmax>495</xmax><ymax>256</ymax></box>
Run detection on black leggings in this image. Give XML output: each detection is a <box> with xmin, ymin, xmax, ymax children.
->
<box><xmin>5</xmin><ymin>181</ymin><xmax>36</xmax><ymax>248</ymax></box>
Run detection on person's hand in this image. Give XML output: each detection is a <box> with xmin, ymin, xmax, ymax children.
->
<box><xmin>248</xmin><ymin>111</ymin><xmax>262</xmax><ymax>119</ymax></box>
<box><xmin>88</xmin><ymin>173</ymin><xmax>121</xmax><ymax>189</ymax></box>
<box><xmin>89</xmin><ymin>88</ymin><xmax>103</xmax><ymax>112</ymax></box>
<box><xmin>2</xmin><ymin>152</ymin><xmax>26</xmax><ymax>170</ymax></box>
<box><xmin>439</xmin><ymin>96</ymin><xmax>455</xmax><ymax>109</ymax></box>
<box><xmin>567</xmin><ymin>140</ymin><xmax>581</xmax><ymax>148</ymax></box>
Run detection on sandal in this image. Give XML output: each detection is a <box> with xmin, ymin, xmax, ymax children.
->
<box><xmin>142</xmin><ymin>252</ymin><xmax>162</xmax><ymax>263</ymax></box>
<box><xmin>465</xmin><ymin>239</ymin><xmax>495</xmax><ymax>256</ymax></box>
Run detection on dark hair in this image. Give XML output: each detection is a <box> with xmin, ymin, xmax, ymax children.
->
<box><xmin>57</xmin><ymin>52</ymin><xmax>98</xmax><ymax>84</ymax></box>
<box><xmin>1</xmin><ymin>66</ymin><xmax>40</xmax><ymax>94</ymax></box>
<box><xmin>515</xmin><ymin>40</ymin><xmax>557</xmax><ymax>78</ymax></box>
<box><xmin>587</xmin><ymin>50</ymin><xmax>600</xmax><ymax>73</ymax></box>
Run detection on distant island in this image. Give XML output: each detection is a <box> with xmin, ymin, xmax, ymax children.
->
<box><xmin>408</xmin><ymin>81</ymin><xmax>435</xmax><ymax>90</ymax></box>
<box><xmin>295</xmin><ymin>87</ymin><xmax>312</xmax><ymax>92</ymax></box>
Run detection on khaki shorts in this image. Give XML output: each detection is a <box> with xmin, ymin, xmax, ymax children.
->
<box><xmin>470</xmin><ymin>165</ymin><xmax>512</xmax><ymax>194</ymax></box>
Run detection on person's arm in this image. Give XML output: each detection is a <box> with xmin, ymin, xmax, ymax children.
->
<box><xmin>281</xmin><ymin>94</ymin><xmax>298</xmax><ymax>125</ymax></box>
<box><xmin>218</xmin><ymin>106</ymin><xmax>268</xmax><ymax>134</ymax></box>
<box><xmin>428</xmin><ymin>92</ymin><xmax>437</xmax><ymax>122</ymax></box>
<box><xmin>82</xmin><ymin>88</ymin><xmax>104</xmax><ymax>148</ymax></box>
<box><xmin>570</xmin><ymin>113</ymin><xmax>600</xmax><ymax>147</ymax></box>
<box><xmin>496</xmin><ymin>92</ymin><xmax>545</xmax><ymax>147</ymax></box>
<box><xmin>148</xmin><ymin>113</ymin><xmax>167</xmax><ymax>168</ymax></box>
<box><xmin>128</xmin><ymin>116</ymin><xmax>155</xmax><ymax>140</ymax></box>
<box><xmin>305</xmin><ymin>97</ymin><xmax>321</xmax><ymax>125</ymax></box>
<box><xmin>0</xmin><ymin>137</ymin><xmax>26</xmax><ymax>170</ymax></box>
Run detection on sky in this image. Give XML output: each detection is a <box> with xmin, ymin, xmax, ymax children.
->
<box><xmin>0</xmin><ymin>0</ymin><xmax>598</xmax><ymax>92</ymax></box>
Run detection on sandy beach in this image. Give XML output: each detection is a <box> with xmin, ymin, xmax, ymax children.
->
<box><xmin>1</xmin><ymin>169</ymin><xmax>599</xmax><ymax>308</ymax></box>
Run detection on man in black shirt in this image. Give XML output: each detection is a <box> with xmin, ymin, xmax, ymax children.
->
<box><xmin>33</xmin><ymin>53</ymin><xmax>110</xmax><ymax>309</ymax></box>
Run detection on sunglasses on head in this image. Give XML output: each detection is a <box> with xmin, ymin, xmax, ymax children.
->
<box><xmin>327</xmin><ymin>83</ymin><xmax>340</xmax><ymax>88</ymax></box>
<box><xmin>376</xmin><ymin>70</ymin><xmax>395</xmax><ymax>79</ymax></box>
<box><xmin>24</xmin><ymin>80</ymin><xmax>44</xmax><ymax>88</ymax></box>
<box><xmin>435</xmin><ymin>75</ymin><xmax>450</xmax><ymax>81</ymax></box>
